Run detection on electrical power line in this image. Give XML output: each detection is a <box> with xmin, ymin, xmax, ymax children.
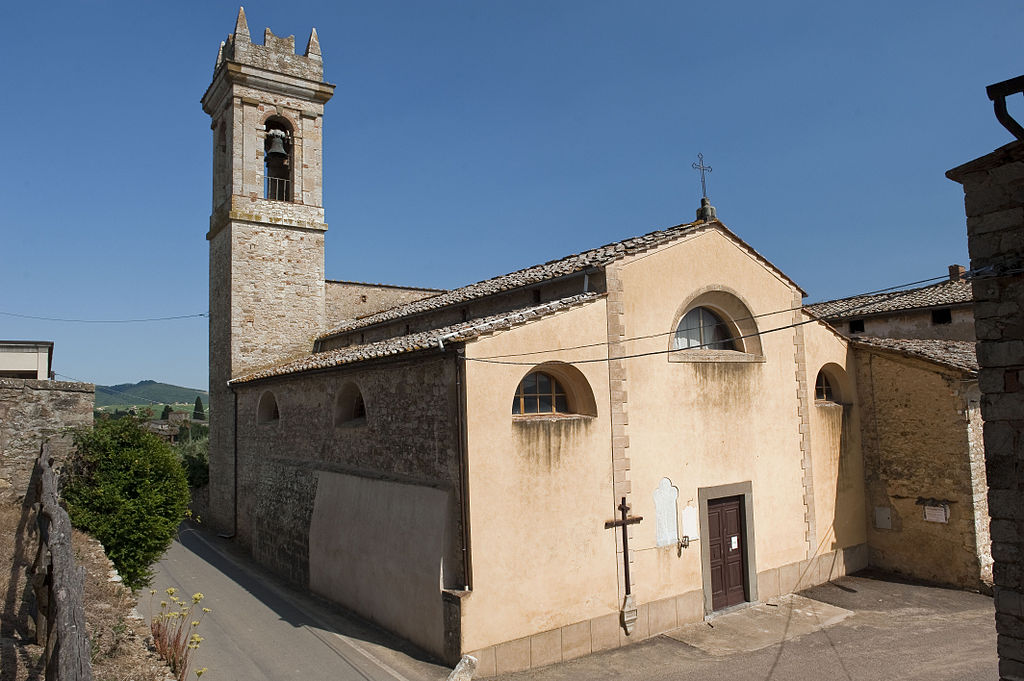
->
<box><xmin>0</xmin><ymin>311</ymin><xmax>207</xmax><ymax>323</ymax></box>
<box><xmin>461</xmin><ymin>269</ymin><xmax>978</xmax><ymax>366</ymax></box>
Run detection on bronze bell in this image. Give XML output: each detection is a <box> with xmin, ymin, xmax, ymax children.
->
<box><xmin>265</xmin><ymin>131</ymin><xmax>287</xmax><ymax>161</ymax></box>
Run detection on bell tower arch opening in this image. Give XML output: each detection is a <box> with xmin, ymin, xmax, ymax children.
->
<box><xmin>263</xmin><ymin>117</ymin><xmax>293</xmax><ymax>201</ymax></box>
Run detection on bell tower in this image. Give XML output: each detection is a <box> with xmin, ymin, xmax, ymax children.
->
<box><xmin>201</xmin><ymin>7</ymin><xmax>335</xmax><ymax>531</ymax></box>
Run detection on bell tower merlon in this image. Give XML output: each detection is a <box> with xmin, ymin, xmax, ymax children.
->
<box><xmin>202</xmin><ymin>7</ymin><xmax>335</xmax><ymax>533</ymax></box>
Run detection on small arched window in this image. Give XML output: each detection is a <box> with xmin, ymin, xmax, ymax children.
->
<box><xmin>512</xmin><ymin>371</ymin><xmax>568</xmax><ymax>415</ymax></box>
<box><xmin>257</xmin><ymin>391</ymin><xmax>280</xmax><ymax>424</ymax></box>
<box><xmin>673</xmin><ymin>307</ymin><xmax>737</xmax><ymax>351</ymax></box>
<box><xmin>336</xmin><ymin>382</ymin><xmax>367</xmax><ymax>426</ymax></box>
<box><xmin>815</xmin><ymin>372</ymin><xmax>834</xmax><ymax>401</ymax></box>
<box><xmin>263</xmin><ymin>118</ymin><xmax>292</xmax><ymax>202</ymax></box>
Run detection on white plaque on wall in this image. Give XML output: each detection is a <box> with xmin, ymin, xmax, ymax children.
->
<box><xmin>923</xmin><ymin>505</ymin><xmax>949</xmax><ymax>523</ymax></box>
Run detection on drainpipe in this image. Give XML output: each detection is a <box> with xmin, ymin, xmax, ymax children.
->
<box><xmin>987</xmin><ymin>75</ymin><xmax>1024</xmax><ymax>141</ymax></box>
<box><xmin>454</xmin><ymin>347</ymin><xmax>473</xmax><ymax>590</ymax></box>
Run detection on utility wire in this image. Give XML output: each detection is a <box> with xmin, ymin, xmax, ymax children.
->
<box><xmin>469</xmin><ymin>271</ymin><xmax>956</xmax><ymax>362</ymax></box>
<box><xmin>0</xmin><ymin>311</ymin><xmax>207</xmax><ymax>324</ymax></box>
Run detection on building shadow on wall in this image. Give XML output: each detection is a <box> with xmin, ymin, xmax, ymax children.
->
<box><xmin>171</xmin><ymin>524</ymin><xmax>446</xmax><ymax>668</ymax></box>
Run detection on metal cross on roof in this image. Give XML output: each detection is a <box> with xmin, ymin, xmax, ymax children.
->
<box><xmin>692</xmin><ymin>153</ymin><xmax>712</xmax><ymax>198</ymax></box>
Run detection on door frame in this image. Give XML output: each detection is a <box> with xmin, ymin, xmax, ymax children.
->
<box><xmin>698</xmin><ymin>481</ymin><xmax>758</xmax><ymax>614</ymax></box>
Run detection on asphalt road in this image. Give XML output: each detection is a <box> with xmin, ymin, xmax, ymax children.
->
<box><xmin>152</xmin><ymin>525</ymin><xmax>450</xmax><ymax>681</ymax></box>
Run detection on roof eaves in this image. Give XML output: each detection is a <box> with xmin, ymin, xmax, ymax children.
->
<box><xmin>232</xmin><ymin>291</ymin><xmax>605</xmax><ymax>385</ymax></box>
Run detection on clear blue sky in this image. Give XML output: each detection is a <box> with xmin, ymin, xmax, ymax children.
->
<box><xmin>1</xmin><ymin>1</ymin><xmax>1020</xmax><ymax>391</ymax></box>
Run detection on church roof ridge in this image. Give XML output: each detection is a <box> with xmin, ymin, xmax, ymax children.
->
<box><xmin>850</xmin><ymin>337</ymin><xmax>979</xmax><ymax>374</ymax></box>
<box><xmin>324</xmin><ymin>279</ymin><xmax>447</xmax><ymax>293</ymax></box>
<box><xmin>319</xmin><ymin>218</ymin><xmax>800</xmax><ymax>341</ymax></box>
<box><xmin>804</xmin><ymin>278</ymin><xmax>972</xmax><ymax>320</ymax></box>
<box><xmin>232</xmin><ymin>291</ymin><xmax>605</xmax><ymax>384</ymax></box>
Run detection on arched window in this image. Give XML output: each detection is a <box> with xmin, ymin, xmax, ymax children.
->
<box><xmin>512</xmin><ymin>371</ymin><xmax>569</xmax><ymax>415</ymax></box>
<box><xmin>263</xmin><ymin>118</ymin><xmax>292</xmax><ymax>201</ymax></box>
<box><xmin>335</xmin><ymin>382</ymin><xmax>367</xmax><ymax>425</ymax></box>
<box><xmin>257</xmin><ymin>391</ymin><xmax>280</xmax><ymax>424</ymax></box>
<box><xmin>673</xmin><ymin>307</ymin><xmax>737</xmax><ymax>351</ymax></box>
<box><xmin>815</xmin><ymin>368</ymin><xmax>844</xmax><ymax>404</ymax></box>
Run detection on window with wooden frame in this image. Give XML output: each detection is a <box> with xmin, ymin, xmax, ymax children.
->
<box><xmin>512</xmin><ymin>371</ymin><xmax>569</xmax><ymax>415</ymax></box>
<box><xmin>815</xmin><ymin>371</ymin><xmax>836</xmax><ymax>402</ymax></box>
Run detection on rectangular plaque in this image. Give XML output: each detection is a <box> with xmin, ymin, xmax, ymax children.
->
<box><xmin>923</xmin><ymin>505</ymin><xmax>949</xmax><ymax>523</ymax></box>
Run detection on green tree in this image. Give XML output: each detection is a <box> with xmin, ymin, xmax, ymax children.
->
<box><xmin>161</xmin><ymin>404</ymin><xmax>173</xmax><ymax>420</ymax></box>
<box><xmin>193</xmin><ymin>396</ymin><xmax>205</xmax><ymax>421</ymax></box>
<box><xmin>63</xmin><ymin>417</ymin><xmax>189</xmax><ymax>589</ymax></box>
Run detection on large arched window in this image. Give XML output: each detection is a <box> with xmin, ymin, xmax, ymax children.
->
<box><xmin>263</xmin><ymin>117</ymin><xmax>292</xmax><ymax>201</ymax></box>
<box><xmin>512</xmin><ymin>371</ymin><xmax>568</xmax><ymax>415</ymax></box>
<box><xmin>257</xmin><ymin>390</ymin><xmax>280</xmax><ymax>424</ymax></box>
<box><xmin>673</xmin><ymin>307</ymin><xmax>737</xmax><ymax>351</ymax></box>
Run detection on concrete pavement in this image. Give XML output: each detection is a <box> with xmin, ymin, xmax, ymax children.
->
<box><xmin>153</xmin><ymin>525</ymin><xmax>997</xmax><ymax>681</ymax></box>
<box><xmin>497</xmin><ymin>572</ymin><xmax>996</xmax><ymax>681</ymax></box>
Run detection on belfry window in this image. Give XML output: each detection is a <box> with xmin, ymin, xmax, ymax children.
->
<box><xmin>263</xmin><ymin>119</ymin><xmax>292</xmax><ymax>202</ymax></box>
<box><xmin>673</xmin><ymin>307</ymin><xmax>737</xmax><ymax>351</ymax></box>
<box><xmin>512</xmin><ymin>372</ymin><xmax>568</xmax><ymax>415</ymax></box>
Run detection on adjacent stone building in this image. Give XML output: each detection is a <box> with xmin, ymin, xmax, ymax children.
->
<box><xmin>806</xmin><ymin>276</ymin><xmax>993</xmax><ymax>591</ymax></box>
<box><xmin>0</xmin><ymin>342</ymin><xmax>94</xmax><ymax>502</ymax></box>
<box><xmin>948</xmin><ymin>132</ymin><xmax>1024</xmax><ymax>681</ymax></box>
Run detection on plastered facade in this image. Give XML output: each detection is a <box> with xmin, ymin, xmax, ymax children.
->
<box><xmin>845</xmin><ymin>306</ymin><xmax>976</xmax><ymax>342</ymax></box>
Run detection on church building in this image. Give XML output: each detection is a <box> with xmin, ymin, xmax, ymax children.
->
<box><xmin>202</xmin><ymin>11</ymin><xmax>871</xmax><ymax>675</ymax></box>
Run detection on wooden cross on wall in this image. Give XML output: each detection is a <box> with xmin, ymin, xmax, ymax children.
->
<box><xmin>605</xmin><ymin>496</ymin><xmax>643</xmax><ymax>595</ymax></box>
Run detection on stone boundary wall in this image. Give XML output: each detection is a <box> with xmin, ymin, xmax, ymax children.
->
<box><xmin>467</xmin><ymin>544</ymin><xmax>868</xmax><ymax>677</ymax></box>
<box><xmin>948</xmin><ymin>139</ymin><xmax>1024</xmax><ymax>681</ymax></box>
<box><xmin>0</xmin><ymin>378</ymin><xmax>94</xmax><ymax>501</ymax></box>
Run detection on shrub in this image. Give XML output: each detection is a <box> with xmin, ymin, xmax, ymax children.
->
<box><xmin>63</xmin><ymin>417</ymin><xmax>189</xmax><ymax>589</ymax></box>
<box><xmin>174</xmin><ymin>436</ymin><xmax>209</xmax><ymax>489</ymax></box>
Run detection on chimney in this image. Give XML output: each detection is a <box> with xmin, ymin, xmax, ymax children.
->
<box><xmin>949</xmin><ymin>264</ymin><xmax>966</xmax><ymax>281</ymax></box>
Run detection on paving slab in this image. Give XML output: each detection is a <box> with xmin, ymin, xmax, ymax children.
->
<box><xmin>664</xmin><ymin>594</ymin><xmax>853</xmax><ymax>655</ymax></box>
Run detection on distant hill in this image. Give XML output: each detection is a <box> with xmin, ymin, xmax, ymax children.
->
<box><xmin>95</xmin><ymin>380</ymin><xmax>209</xmax><ymax>408</ymax></box>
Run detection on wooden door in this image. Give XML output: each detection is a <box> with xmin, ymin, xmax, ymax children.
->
<box><xmin>708</xmin><ymin>496</ymin><xmax>747</xmax><ymax>610</ymax></box>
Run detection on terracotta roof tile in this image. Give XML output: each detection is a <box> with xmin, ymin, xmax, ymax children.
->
<box><xmin>804</xmin><ymin>279</ymin><xmax>972</xmax><ymax>320</ymax></box>
<box><xmin>232</xmin><ymin>292</ymin><xmax>604</xmax><ymax>384</ymax></box>
<box><xmin>317</xmin><ymin>221</ymin><xmax>714</xmax><ymax>339</ymax></box>
<box><xmin>851</xmin><ymin>337</ymin><xmax>978</xmax><ymax>374</ymax></box>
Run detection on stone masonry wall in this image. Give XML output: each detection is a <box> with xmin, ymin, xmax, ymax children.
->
<box><xmin>0</xmin><ymin>378</ymin><xmax>94</xmax><ymax>502</ymax></box>
<box><xmin>854</xmin><ymin>349</ymin><xmax>990</xmax><ymax>590</ymax></box>
<box><xmin>325</xmin><ymin>281</ymin><xmax>443</xmax><ymax>327</ymax></box>
<box><xmin>948</xmin><ymin>140</ymin><xmax>1024</xmax><ymax>681</ymax></box>
<box><xmin>231</xmin><ymin>351</ymin><xmax>464</xmax><ymax>591</ymax></box>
